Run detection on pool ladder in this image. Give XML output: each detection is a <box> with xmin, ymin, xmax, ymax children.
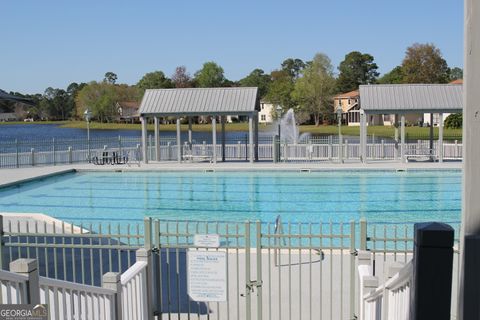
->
<box><xmin>274</xmin><ymin>215</ymin><xmax>286</xmax><ymax>266</ymax></box>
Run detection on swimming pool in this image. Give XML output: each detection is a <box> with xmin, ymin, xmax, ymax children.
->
<box><xmin>0</xmin><ymin>170</ymin><xmax>461</xmax><ymax>224</ymax></box>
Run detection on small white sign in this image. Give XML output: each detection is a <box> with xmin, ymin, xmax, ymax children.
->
<box><xmin>187</xmin><ymin>251</ymin><xmax>227</xmax><ymax>302</ymax></box>
<box><xmin>193</xmin><ymin>234</ymin><xmax>220</xmax><ymax>248</ymax></box>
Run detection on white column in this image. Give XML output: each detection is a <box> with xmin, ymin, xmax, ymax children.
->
<box><xmin>221</xmin><ymin>116</ymin><xmax>226</xmax><ymax>162</ymax></box>
<box><xmin>400</xmin><ymin>114</ymin><xmax>406</xmax><ymax>162</ymax></box>
<box><xmin>254</xmin><ymin>111</ymin><xmax>259</xmax><ymax>161</ymax></box>
<box><xmin>439</xmin><ymin>113</ymin><xmax>444</xmax><ymax>162</ymax></box>
<box><xmin>188</xmin><ymin>117</ymin><xmax>193</xmax><ymax>145</ymax></box>
<box><xmin>459</xmin><ymin>2</ymin><xmax>480</xmax><ymax>318</ymax></box>
<box><xmin>394</xmin><ymin>114</ymin><xmax>399</xmax><ymax>160</ymax></box>
<box><xmin>249</xmin><ymin>114</ymin><xmax>254</xmax><ymax>163</ymax></box>
<box><xmin>141</xmin><ymin>116</ymin><xmax>148</xmax><ymax>164</ymax></box>
<box><xmin>360</xmin><ymin>110</ymin><xmax>367</xmax><ymax>163</ymax></box>
<box><xmin>176</xmin><ymin>118</ymin><xmax>181</xmax><ymax>163</ymax></box>
<box><xmin>154</xmin><ymin>116</ymin><xmax>160</xmax><ymax>161</ymax></box>
<box><xmin>212</xmin><ymin>117</ymin><xmax>217</xmax><ymax>164</ymax></box>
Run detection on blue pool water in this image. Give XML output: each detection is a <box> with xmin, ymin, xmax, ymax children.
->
<box><xmin>0</xmin><ymin>170</ymin><xmax>461</xmax><ymax>224</ymax></box>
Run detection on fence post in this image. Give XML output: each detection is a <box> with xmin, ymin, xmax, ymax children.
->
<box><xmin>136</xmin><ymin>248</ymin><xmax>154</xmax><ymax>319</ymax></box>
<box><xmin>52</xmin><ymin>138</ymin><xmax>56</xmax><ymax>166</ymax></box>
<box><xmin>202</xmin><ymin>141</ymin><xmax>207</xmax><ymax>156</ymax></box>
<box><xmin>68</xmin><ymin>147</ymin><xmax>72</xmax><ymax>164</ymax></box>
<box><xmin>103</xmin><ymin>272</ymin><xmax>122</xmax><ymax>320</ymax></box>
<box><xmin>255</xmin><ymin>221</ymin><xmax>263</xmax><ymax>320</ymax></box>
<box><xmin>381</xmin><ymin>140</ymin><xmax>385</xmax><ymax>159</ymax></box>
<box><xmin>10</xmin><ymin>259</ymin><xmax>40</xmax><ymax>304</ymax></box>
<box><xmin>237</xmin><ymin>141</ymin><xmax>241</xmax><ymax>159</ymax></box>
<box><xmin>455</xmin><ymin>140</ymin><xmax>459</xmax><ymax>158</ymax></box>
<box><xmin>345</xmin><ymin>139</ymin><xmax>349</xmax><ymax>160</ymax></box>
<box><xmin>349</xmin><ymin>220</ymin><xmax>356</xmax><ymax>320</ymax></box>
<box><xmin>0</xmin><ymin>215</ymin><xmax>4</xmax><ymax>270</ymax></box>
<box><xmin>360</xmin><ymin>218</ymin><xmax>367</xmax><ymax>251</ymax></box>
<box><xmin>328</xmin><ymin>136</ymin><xmax>333</xmax><ymax>161</ymax></box>
<box><xmin>30</xmin><ymin>148</ymin><xmax>35</xmax><ymax>167</ymax></box>
<box><xmin>118</xmin><ymin>136</ymin><xmax>122</xmax><ymax>159</ymax></box>
<box><xmin>245</xmin><ymin>221</ymin><xmax>251</xmax><ymax>320</ymax></box>
<box><xmin>167</xmin><ymin>142</ymin><xmax>171</xmax><ymax>160</ymax></box>
<box><xmin>410</xmin><ymin>222</ymin><xmax>454</xmax><ymax>320</ymax></box>
<box><xmin>144</xmin><ymin>217</ymin><xmax>152</xmax><ymax>250</ymax></box>
<box><xmin>15</xmin><ymin>139</ymin><xmax>19</xmax><ymax>168</ymax></box>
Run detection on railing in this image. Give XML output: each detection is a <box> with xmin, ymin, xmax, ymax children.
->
<box><xmin>0</xmin><ymin>248</ymin><xmax>154</xmax><ymax>320</ymax></box>
<box><xmin>362</xmin><ymin>259</ymin><xmax>413</xmax><ymax>320</ymax></box>
<box><xmin>120</xmin><ymin>260</ymin><xmax>149</xmax><ymax>320</ymax></box>
<box><xmin>0</xmin><ymin>135</ymin><xmax>463</xmax><ymax>168</ymax></box>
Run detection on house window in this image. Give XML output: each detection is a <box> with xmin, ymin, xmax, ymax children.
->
<box><xmin>261</xmin><ymin>103</ymin><xmax>264</xmax><ymax>110</ymax></box>
<box><xmin>261</xmin><ymin>114</ymin><xmax>266</xmax><ymax>121</ymax></box>
<box><xmin>348</xmin><ymin>99</ymin><xmax>351</xmax><ymax>105</ymax></box>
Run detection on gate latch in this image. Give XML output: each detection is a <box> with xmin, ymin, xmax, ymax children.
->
<box><xmin>246</xmin><ymin>280</ymin><xmax>263</xmax><ymax>292</ymax></box>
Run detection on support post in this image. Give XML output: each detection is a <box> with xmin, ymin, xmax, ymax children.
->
<box><xmin>400</xmin><ymin>114</ymin><xmax>406</xmax><ymax>162</ymax></box>
<box><xmin>394</xmin><ymin>114</ymin><xmax>399</xmax><ymax>160</ymax></box>
<box><xmin>154</xmin><ymin>116</ymin><xmax>160</xmax><ymax>161</ymax></box>
<box><xmin>459</xmin><ymin>2</ymin><xmax>480</xmax><ymax>319</ymax></box>
<box><xmin>360</xmin><ymin>110</ymin><xmax>367</xmax><ymax>163</ymax></box>
<box><xmin>188</xmin><ymin>117</ymin><xmax>193</xmax><ymax>146</ymax></box>
<box><xmin>10</xmin><ymin>259</ymin><xmax>40</xmax><ymax>305</ymax></box>
<box><xmin>429</xmin><ymin>113</ymin><xmax>434</xmax><ymax>156</ymax></box>
<box><xmin>136</xmin><ymin>248</ymin><xmax>154</xmax><ymax>319</ymax></box>
<box><xmin>410</xmin><ymin>222</ymin><xmax>454</xmax><ymax>320</ymax></box>
<box><xmin>212</xmin><ymin>117</ymin><xmax>217</xmax><ymax>164</ymax></box>
<box><xmin>439</xmin><ymin>113</ymin><xmax>444</xmax><ymax>162</ymax></box>
<box><xmin>103</xmin><ymin>272</ymin><xmax>122</xmax><ymax>320</ymax></box>
<box><xmin>254</xmin><ymin>111</ymin><xmax>259</xmax><ymax>161</ymax></box>
<box><xmin>141</xmin><ymin>116</ymin><xmax>148</xmax><ymax>164</ymax></box>
<box><xmin>249</xmin><ymin>115</ymin><xmax>254</xmax><ymax>163</ymax></box>
<box><xmin>221</xmin><ymin>116</ymin><xmax>226</xmax><ymax>162</ymax></box>
<box><xmin>176</xmin><ymin>118</ymin><xmax>181</xmax><ymax>163</ymax></box>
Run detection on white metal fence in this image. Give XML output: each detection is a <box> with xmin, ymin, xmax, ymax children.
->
<box><xmin>0</xmin><ymin>135</ymin><xmax>463</xmax><ymax>168</ymax></box>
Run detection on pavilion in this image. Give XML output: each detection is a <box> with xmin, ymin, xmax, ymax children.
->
<box><xmin>137</xmin><ymin>87</ymin><xmax>260</xmax><ymax>163</ymax></box>
<box><xmin>358</xmin><ymin>84</ymin><xmax>463</xmax><ymax>163</ymax></box>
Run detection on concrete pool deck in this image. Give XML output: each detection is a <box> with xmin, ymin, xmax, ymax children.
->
<box><xmin>0</xmin><ymin>160</ymin><xmax>462</xmax><ymax>188</ymax></box>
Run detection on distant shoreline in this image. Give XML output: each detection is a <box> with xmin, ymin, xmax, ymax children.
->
<box><xmin>0</xmin><ymin>120</ymin><xmax>463</xmax><ymax>140</ymax></box>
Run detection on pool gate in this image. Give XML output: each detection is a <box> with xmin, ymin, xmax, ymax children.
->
<box><xmin>0</xmin><ymin>216</ymin><xmax>460</xmax><ymax>320</ymax></box>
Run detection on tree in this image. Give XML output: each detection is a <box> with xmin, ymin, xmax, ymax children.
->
<box><xmin>336</xmin><ymin>51</ymin><xmax>379</xmax><ymax>92</ymax></box>
<box><xmin>104</xmin><ymin>72</ymin><xmax>118</xmax><ymax>84</ymax></box>
<box><xmin>39</xmin><ymin>87</ymin><xmax>72</xmax><ymax>120</ymax></box>
<box><xmin>136</xmin><ymin>71</ymin><xmax>173</xmax><ymax>92</ymax></box>
<box><xmin>238</xmin><ymin>68</ymin><xmax>271</xmax><ymax>98</ymax></box>
<box><xmin>264</xmin><ymin>70</ymin><xmax>295</xmax><ymax>112</ymax></box>
<box><xmin>448</xmin><ymin>67</ymin><xmax>463</xmax><ymax>81</ymax></box>
<box><xmin>291</xmin><ymin>53</ymin><xmax>336</xmax><ymax>126</ymax></box>
<box><xmin>281</xmin><ymin>58</ymin><xmax>306</xmax><ymax>80</ymax></box>
<box><xmin>76</xmin><ymin>82</ymin><xmax>139</xmax><ymax>122</ymax></box>
<box><xmin>444</xmin><ymin>113</ymin><xmax>462</xmax><ymax>129</ymax></box>
<box><xmin>401</xmin><ymin>43</ymin><xmax>449</xmax><ymax>83</ymax></box>
<box><xmin>172</xmin><ymin>66</ymin><xmax>192</xmax><ymax>88</ymax></box>
<box><xmin>194</xmin><ymin>62</ymin><xmax>226</xmax><ymax>87</ymax></box>
<box><xmin>378</xmin><ymin>66</ymin><xmax>405</xmax><ymax>84</ymax></box>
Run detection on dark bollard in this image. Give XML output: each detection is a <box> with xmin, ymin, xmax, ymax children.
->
<box><xmin>410</xmin><ymin>222</ymin><xmax>454</xmax><ymax>320</ymax></box>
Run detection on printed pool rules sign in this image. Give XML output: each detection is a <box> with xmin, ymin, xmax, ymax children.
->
<box><xmin>187</xmin><ymin>251</ymin><xmax>227</xmax><ymax>302</ymax></box>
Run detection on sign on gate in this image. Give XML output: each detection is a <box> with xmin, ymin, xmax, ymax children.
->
<box><xmin>187</xmin><ymin>250</ymin><xmax>227</xmax><ymax>302</ymax></box>
<box><xmin>193</xmin><ymin>234</ymin><xmax>220</xmax><ymax>248</ymax></box>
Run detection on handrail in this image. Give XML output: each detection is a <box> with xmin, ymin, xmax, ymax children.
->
<box><xmin>363</xmin><ymin>261</ymin><xmax>412</xmax><ymax>303</ymax></box>
<box><xmin>120</xmin><ymin>261</ymin><xmax>147</xmax><ymax>285</ymax></box>
<box><xmin>0</xmin><ymin>269</ymin><xmax>28</xmax><ymax>283</ymax></box>
<box><xmin>38</xmin><ymin>276</ymin><xmax>116</xmax><ymax>296</ymax></box>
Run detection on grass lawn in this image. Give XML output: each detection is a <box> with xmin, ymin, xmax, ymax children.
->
<box><xmin>1</xmin><ymin>120</ymin><xmax>463</xmax><ymax>140</ymax></box>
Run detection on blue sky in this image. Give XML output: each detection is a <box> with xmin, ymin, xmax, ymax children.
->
<box><xmin>1</xmin><ymin>1</ymin><xmax>463</xmax><ymax>94</ymax></box>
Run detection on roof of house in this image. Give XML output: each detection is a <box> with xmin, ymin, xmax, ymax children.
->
<box><xmin>359</xmin><ymin>84</ymin><xmax>462</xmax><ymax>113</ymax></box>
<box><xmin>333</xmin><ymin>90</ymin><xmax>359</xmax><ymax>99</ymax></box>
<box><xmin>138</xmin><ymin>87</ymin><xmax>259</xmax><ymax>116</ymax></box>
<box><xmin>449</xmin><ymin>79</ymin><xmax>463</xmax><ymax>84</ymax></box>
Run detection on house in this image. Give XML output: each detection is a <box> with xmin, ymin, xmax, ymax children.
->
<box><xmin>116</xmin><ymin>101</ymin><xmax>140</xmax><ymax>123</ymax></box>
<box><xmin>258</xmin><ymin>101</ymin><xmax>274</xmax><ymax>123</ymax></box>
<box><xmin>0</xmin><ymin>113</ymin><xmax>17</xmax><ymax>122</ymax></box>
<box><xmin>333</xmin><ymin>90</ymin><xmax>385</xmax><ymax>126</ymax></box>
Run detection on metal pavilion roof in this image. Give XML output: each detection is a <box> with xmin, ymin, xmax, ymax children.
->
<box><xmin>359</xmin><ymin>84</ymin><xmax>463</xmax><ymax>114</ymax></box>
<box><xmin>138</xmin><ymin>87</ymin><xmax>259</xmax><ymax>116</ymax></box>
